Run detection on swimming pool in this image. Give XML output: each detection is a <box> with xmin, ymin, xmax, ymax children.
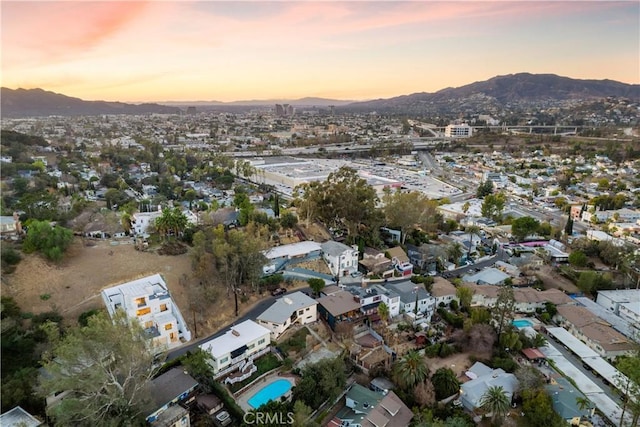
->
<box><xmin>512</xmin><ymin>319</ymin><xmax>533</xmax><ymax>328</ymax></box>
<box><xmin>248</xmin><ymin>379</ymin><xmax>292</xmax><ymax>409</ymax></box>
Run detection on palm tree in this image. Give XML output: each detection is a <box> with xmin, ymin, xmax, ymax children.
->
<box><xmin>479</xmin><ymin>385</ymin><xmax>510</xmax><ymax>424</ymax></box>
<box><xmin>531</xmin><ymin>333</ymin><xmax>547</xmax><ymax>348</ymax></box>
<box><xmin>465</xmin><ymin>225</ymin><xmax>481</xmax><ymax>258</ymax></box>
<box><xmin>431</xmin><ymin>367</ymin><xmax>460</xmax><ymax>401</ymax></box>
<box><xmin>377</xmin><ymin>302</ymin><xmax>390</xmax><ymax>325</ymax></box>
<box><xmin>392</xmin><ymin>350</ymin><xmax>429</xmax><ymax>391</ymax></box>
<box><xmin>575</xmin><ymin>396</ymin><xmax>591</xmax><ymax>413</ymax></box>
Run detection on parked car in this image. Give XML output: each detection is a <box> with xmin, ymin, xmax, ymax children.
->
<box><xmin>271</xmin><ymin>288</ymin><xmax>287</xmax><ymax>297</ymax></box>
<box><xmin>215</xmin><ymin>410</ymin><xmax>231</xmax><ymax>426</ymax></box>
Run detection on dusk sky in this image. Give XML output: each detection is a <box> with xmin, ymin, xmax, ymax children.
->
<box><xmin>2</xmin><ymin>1</ymin><xmax>639</xmax><ymax>103</ymax></box>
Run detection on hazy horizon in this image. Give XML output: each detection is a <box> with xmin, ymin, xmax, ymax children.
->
<box><xmin>2</xmin><ymin>1</ymin><xmax>639</xmax><ymax>103</ymax></box>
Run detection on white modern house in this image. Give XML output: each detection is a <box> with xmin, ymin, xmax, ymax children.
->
<box><xmin>131</xmin><ymin>209</ymin><xmax>162</xmax><ymax>235</ymax></box>
<box><xmin>101</xmin><ymin>274</ymin><xmax>191</xmax><ymax>350</ymax></box>
<box><xmin>347</xmin><ymin>284</ymin><xmax>401</xmax><ymax>320</ymax></box>
<box><xmin>257</xmin><ymin>292</ymin><xmax>318</xmax><ymax>339</ymax></box>
<box><xmin>321</xmin><ymin>240</ymin><xmax>359</xmax><ymax>277</ymax></box>
<box><xmin>200</xmin><ymin>320</ymin><xmax>271</xmax><ymax>382</ymax></box>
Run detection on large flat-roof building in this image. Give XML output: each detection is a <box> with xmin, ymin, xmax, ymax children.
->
<box><xmin>596</xmin><ymin>289</ymin><xmax>640</xmax><ymax>327</ymax></box>
<box><xmin>101</xmin><ymin>274</ymin><xmax>191</xmax><ymax>350</ymax></box>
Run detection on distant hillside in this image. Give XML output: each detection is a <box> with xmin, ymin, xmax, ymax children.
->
<box><xmin>343</xmin><ymin>73</ymin><xmax>640</xmax><ymax>113</ymax></box>
<box><xmin>1</xmin><ymin>88</ymin><xmax>182</xmax><ymax>118</ymax></box>
<box><xmin>162</xmin><ymin>96</ymin><xmax>352</xmax><ymax>107</ymax></box>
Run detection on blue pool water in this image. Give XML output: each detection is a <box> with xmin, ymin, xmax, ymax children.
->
<box><xmin>248</xmin><ymin>379</ymin><xmax>292</xmax><ymax>409</ymax></box>
<box><xmin>512</xmin><ymin>319</ymin><xmax>533</xmax><ymax>328</ymax></box>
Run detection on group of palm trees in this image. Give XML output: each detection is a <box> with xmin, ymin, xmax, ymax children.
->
<box><xmin>392</xmin><ymin>349</ymin><xmax>515</xmax><ymax>424</ymax></box>
<box><xmin>154</xmin><ymin>207</ymin><xmax>188</xmax><ymax>239</ymax></box>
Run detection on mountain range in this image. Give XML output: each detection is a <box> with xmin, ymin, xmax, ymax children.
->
<box><xmin>2</xmin><ymin>73</ymin><xmax>638</xmax><ymax>118</ymax></box>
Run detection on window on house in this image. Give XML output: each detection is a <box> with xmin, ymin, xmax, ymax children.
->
<box><xmin>164</xmin><ymin>323</ymin><xmax>172</xmax><ymax>330</ymax></box>
<box><xmin>306</xmin><ymin>307</ymin><xmax>310</xmax><ymax>311</ymax></box>
<box><xmin>136</xmin><ymin>307</ymin><xmax>151</xmax><ymax>316</ymax></box>
<box><xmin>135</xmin><ymin>297</ymin><xmax>146</xmax><ymax>306</ymax></box>
<box><xmin>220</xmin><ymin>356</ymin><xmax>228</xmax><ymax>364</ymax></box>
<box><xmin>258</xmin><ymin>338</ymin><xmax>265</xmax><ymax>345</ymax></box>
<box><xmin>160</xmin><ymin>303</ymin><xmax>168</xmax><ymax>312</ymax></box>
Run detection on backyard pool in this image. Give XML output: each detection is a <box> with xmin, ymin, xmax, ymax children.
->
<box><xmin>512</xmin><ymin>319</ymin><xmax>534</xmax><ymax>328</ymax></box>
<box><xmin>247</xmin><ymin>379</ymin><xmax>292</xmax><ymax>409</ymax></box>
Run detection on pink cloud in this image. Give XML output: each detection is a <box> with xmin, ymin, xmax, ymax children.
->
<box><xmin>3</xmin><ymin>1</ymin><xmax>149</xmax><ymax>64</ymax></box>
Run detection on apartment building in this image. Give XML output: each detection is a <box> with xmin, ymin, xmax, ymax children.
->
<box><xmin>101</xmin><ymin>274</ymin><xmax>191</xmax><ymax>350</ymax></box>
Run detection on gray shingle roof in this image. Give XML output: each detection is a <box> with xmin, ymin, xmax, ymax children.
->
<box><xmin>257</xmin><ymin>292</ymin><xmax>317</xmax><ymax>324</ymax></box>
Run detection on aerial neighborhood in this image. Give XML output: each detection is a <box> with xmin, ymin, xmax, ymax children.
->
<box><xmin>1</xmin><ymin>79</ymin><xmax>639</xmax><ymax>427</ymax></box>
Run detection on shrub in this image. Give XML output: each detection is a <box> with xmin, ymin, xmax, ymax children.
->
<box><xmin>78</xmin><ymin>309</ymin><xmax>102</xmax><ymax>327</ymax></box>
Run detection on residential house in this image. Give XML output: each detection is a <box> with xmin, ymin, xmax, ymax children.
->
<box><xmin>513</xmin><ymin>288</ymin><xmax>573</xmax><ymax>314</ymax></box>
<box><xmin>459</xmin><ymin>362</ymin><xmax>519</xmax><ymax>412</ymax></box>
<box><xmin>462</xmin><ymin>268</ymin><xmax>510</xmax><ymax>286</ymax></box>
<box><xmin>462</xmin><ymin>283</ymin><xmax>499</xmax><ymax>308</ymax></box>
<box><xmin>257</xmin><ymin>291</ymin><xmax>318</xmax><ymax>339</ymax></box>
<box><xmin>317</xmin><ymin>290</ymin><xmax>364</xmax><ymax>331</ymax></box>
<box><xmin>544</xmin><ymin>377</ymin><xmax>591</xmax><ymax>423</ymax></box>
<box><xmin>0</xmin><ymin>213</ymin><xmax>22</xmax><ymax>237</ymax></box>
<box><xmin>430</xmin><ymin>277</ymin><xmax>458</xmax><ymax>307</ymax></box>
<box><xmin>131</xmin><ymin>209</ymin><xmax>162</xmax><ymax>235</ymax></box>
<box><xmin>262</xmin><ymin>241</ymin><xmax>322</xmax><ymax>273</ymax></box>
<box><xmin>386</xmin><ymin>246</ymin><xmax>413</xmax><ymax>276</ymax></box>
<box><xmin>146</xmin><ymin>368</ymin><xmax>199</xmax><ymax>426</ymax></box>
<box><xmin>326</xmin><ymin>384</ymin><xmax>413</xmax><ymax>427</ymax></box>
<box><xmin>199</xmin><ymin>320</ymin><xmax>271</xmax><ymax>382</ymax></box>
<box><xmin>554</xmin><ymin>305</ymin><xmax>634</xmax><ymax>359</ymax></box>
<box><xmin>321</xmin><ymin>240</ymin><xmax>359</xmax><ymax>277</ymax></box>
<box><xmin>386</xmin><ymin>280</ymin><xmax>435</xmax><ymax>318</ymax></box>
<box><xmin>346</xmin><ymin>284</ymin><xmax>401</xmax><ymax>320</ymax></box>
<box><xmin>0</xmin><ymin>406</ymin><xmax>43</xmax><ymax>427</ymax></box>
<box><xmin>207</xmin><ymin>207</ymin><xmax>240</xmax><ymax>229</ymax></box>
<box><xmin>101</xmin><ymin>274</ymin><xmax>191</xmax><ymax>350</ymax></box>
<box><xmin>359</xmin><ymin>247</ymin><xmax>392</xmax><ymax>275</ymax></box>
<box><xmin>406</xmin><ymin>243</ymin><xmax>441</xmax><ymax>273</ymax></box>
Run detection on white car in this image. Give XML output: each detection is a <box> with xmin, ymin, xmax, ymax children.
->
<box><xmin>215</xmin><ymin>410</ymin><xmax>231</xmax><ymax>426</ymax></box>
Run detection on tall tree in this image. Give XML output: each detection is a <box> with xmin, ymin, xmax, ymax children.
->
<box><xmin>479</xmin><ymin>385</ymin><xmax>510</xmax><ymax>424</ymax></box>
<box><xmin>476</xmin><ymin>179</ymin><xmax>494</xmax><ymax>198</ymax></box>
<box><xmin>447</xmin><ymin>243</ymin><xmax>464</xmax><ymax>267</ymax></box>
<box><xmin>481</xmin><ymin>193</ymin><xmax>506</xmax><ymax>222</ymax></box>
<box><xmin>456</xmin><ymin>286</ymin><xmax>474</xmax><ymax>310</ymax></box>
<box><xmin>616</xmin><ymin>353</ymin><xmax>640</xmax><ymax>427</ymax></box>
<box><xmin>393</xmin><ymin>350</ymin><xmax>429</xmax><ymax>391</ymax></box>
<box><xmin>564</xmin><ymin>215</ymin><xmax>574</xmax><ymax>236</ymax></box>
<box><xmin>307</xmin><ymin>278</ymin><xmax>325</xmax><ymax>297</ymax></box>
<box><xmin>293</xmin><ymin>167</ymin><xmax>379</xmax><ymax>239</ymax></box>
<box><xmin>382</xmin><ymin>189</ymin><xmax>438</xmax><ymax>244</ymax></box>
<box><xmin>493</xmin><ymin>285</ymin><xmax>516</xmax><ymax>338</ymax></box>
<box><xmin>38</xmin><ymin>311</ymin><xmax>160</xmax><ymax>426</ymax></box>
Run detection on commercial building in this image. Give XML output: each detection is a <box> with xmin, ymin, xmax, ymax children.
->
<box><xmin>445</xmin><ymin>124</ymin><xmax>473</xmax><ymax>138</ymax></box>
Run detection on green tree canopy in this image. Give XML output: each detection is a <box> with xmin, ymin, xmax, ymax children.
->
<box><xmin>431</xmin><ymin>367</ymin><xmax>460</xmax><ymax>401</ymax></box>
<box><xmin>481</xmin><ymin>193</ymin><xmax>506</xmax><ymax>222</ymax></box>
<box><xmin>568</xmin><ymin>250</ymin><xmax>588</xmax><ymax>267</ymax></box>
<box><xmin>476</xmin><ymin>179</ymin><xmax>494</xmax><ymax>198</ymax></box>
<box><xmin>393</xmin><ymin>350</ymin><xmax>429</xmax><ymax>391</ymax></box>
<box><xmin>23</xmin><ymin>220</ymin><xmax>74</xmax><ymax>262</ymax></box>
<box><xmin>511</xmin><ymin>216</ymin><xmax>540</xmax><ymax>242</ymax></box>
<box><xmin>38</xmin><ymin>311</ymin><xmax>161</xmax><ymax>426</ymax></box>
<box><xmin>382</xmin><ymin>189</ymin><xmax>439</xmax><ymax>243</ymax></box>
<box><xmin>307</xmin><ymin>278</ymin><xmax>325</xmax><ymax>296</ymax></box>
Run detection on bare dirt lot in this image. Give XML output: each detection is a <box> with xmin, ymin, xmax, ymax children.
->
<box><xmin>3</xmin><ymin>237</ymin><xmax>314</xmax><ymax>338</ymax></box>
<box><xmin>535</xmin><ymin>265</ymin><xmax>580</xmax><ymax>294</ymax></box>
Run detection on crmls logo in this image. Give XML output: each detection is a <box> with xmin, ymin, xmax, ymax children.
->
<box><xmin>243</xmin><ymin>412</ymin><xmax>294</xmax><ymax>425</ymax></box>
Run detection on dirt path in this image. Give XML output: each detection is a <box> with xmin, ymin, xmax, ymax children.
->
<box><xmin>536</xmin><ymin>265</ymin><xmax>580</xmax><ymax>294</ymax></box>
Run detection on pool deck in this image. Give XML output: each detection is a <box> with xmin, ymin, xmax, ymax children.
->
<box><xmin>235</xmin><ymin>373</ymin><xmax>297</xmax><ymax>412</ymax></box>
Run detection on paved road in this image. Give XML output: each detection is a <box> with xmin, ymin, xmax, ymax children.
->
<box><xmin>166</xmin><ymin>287</ymin><xmax>312</xmax><ymax>361</ymax></box>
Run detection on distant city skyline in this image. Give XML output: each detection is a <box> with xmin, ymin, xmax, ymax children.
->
<box><xmin>2</xmin><ymin>1</ymin><xmax>638</xmax><ymax>103</ymax></box>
